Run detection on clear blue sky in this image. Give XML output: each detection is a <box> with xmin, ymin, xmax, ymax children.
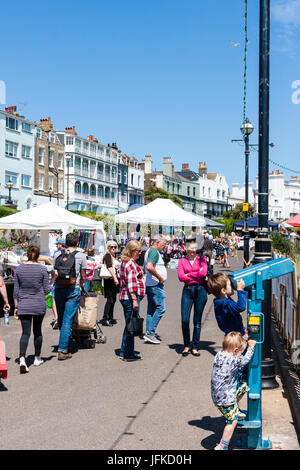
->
<box><xmin>1</xmin><ymin>0</ymin><xmax>300</xmax><ymax>188</ymax></box>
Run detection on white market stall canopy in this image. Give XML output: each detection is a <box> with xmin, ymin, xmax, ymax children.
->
<box><xmin>0</xmin><ymin>202</ymin><xmax>105</xmax><ymax>232</ymax></box>
<box><xmin>115</xmin><ymin>198</ymin><xmax>207</xmax><ymax>227</ymax></box>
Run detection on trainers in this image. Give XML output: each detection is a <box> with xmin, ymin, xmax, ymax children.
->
<box><xmin>58</xmin><ymin>351</ymin><xmax>72</xmax><ymax>361</ymax></box>
<box><xmin>34</xmin><ymin>358</ymin><xmax>44</xmax><ymax>367</ymax></box>
<box><xmin>214</xmin><ymin>443</ymin><xmax>227</xmax><ymax>450</ymax></box>
<box><xmin>50</xmin><ymin>319</ymin><xmax>59</xmax><ymax>329</ymax></box>
<box><xmin>155</xmin><ymin>333</ymin><xmax>162</xmax><ymax>341</ymax></box>
<box><xmin>20</xmin><ymin>359</ymin><xmax>29</xmax><ymax>374</ymax></box>
<box><xmin>144</xmin><ymin>334</ymin><xmax>161</xmax><ymax>344</ymax></box>
<box><xmin>238</xmin><ymin>410</ymin><xmax>247</xmax><ymax>420</ymax></box>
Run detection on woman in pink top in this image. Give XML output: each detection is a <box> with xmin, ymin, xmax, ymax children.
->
<box><xmin>178</xmin><ymin>241</ymin><xmax>208</xmax><ymax>357</ymax></box>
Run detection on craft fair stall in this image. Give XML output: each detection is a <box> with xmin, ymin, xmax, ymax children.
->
<box><xmin>0</xmin><ymin>202</ymin><xmax>106</xmax><ymax>315</ymax></box>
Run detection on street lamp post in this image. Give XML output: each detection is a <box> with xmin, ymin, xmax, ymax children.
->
<box><xmin>48</xmin><ymin>187</ymin><xmax>54</xmax><ymax>202</ymax></box>
<box><xmin>6</xmin><ymin>179</ymin><xmax>14</xmax><ymax>205</ymax></box>
<box><xmin>49</xmin><ymin>166</ymin><xmax>59</xmax><ymax>206</ymax></box>
<box><xmin>240</xmin><ymin>118</ymin><xmax>254</xmax><ymax>266</ymax></box>
<box><xmin>65</xmin><ymin>154</ymin><xmax>71</xmax><ymax>210</ymax></box>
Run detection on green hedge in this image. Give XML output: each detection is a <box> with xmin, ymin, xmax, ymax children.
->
<box><xmin>0</xmin><ymin>206</ymin><xmax>19</xmax><ymax>218</ymax></box>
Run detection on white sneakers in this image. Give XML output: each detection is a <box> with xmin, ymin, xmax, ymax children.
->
<box><xmin>34</xmin><ymin>358</ymin><xmax>44</xmax><ymax>367</ymax></box>
<box><xmin>19</xmin><ymin>357</ymin><xmax>44</xmax><ymax>373</ymax></box>
<box><xmin>19</xmin><ymin>359</ymin><xmax>29</xmax><ymax>374</ymax></box>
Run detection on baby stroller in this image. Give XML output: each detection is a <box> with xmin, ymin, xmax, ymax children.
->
<box><xmin>69</xmin><ymin>293</ymin><xmax>107</xmax><ymax>353</ymax></box>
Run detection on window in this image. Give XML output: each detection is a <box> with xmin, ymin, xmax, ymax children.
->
<box><xmin>36</xmin><ymin>127</ymin><xmax>42</xmax><ymax>139</ymax></box>
<box><xmin>83</xmin><ymin>141</ymin><xmax>89</xmax><ymax>153</ymax></box>
<box><xmin>21</xmin><ymin>175</ymin><xmax>31</xmax><ymax>187</ymax></box>
<box><xmin>22</xmin><ymin>122</ymin><xmax>32</xmax><ymax>133</ymax></box>
<box><xmin>187</xmin><ymin>186</ymin><xmax>190</xmax><ymax>196</ymax></box>
<box><xmin>138</xmin><ymin>175</ymin><xmax>141</xmax><ymax>187</ymax></box>
<box><xmin>118</xmin><ymin>170</ymin><xmax>121</xmax><ymax>183</ymax></box>
<box><xmin>22</xmin><ymin>145</ymin><xmax>31</xmax><ymax>158</ymax></box>
<box><xmin>90</xmin><ymin>184</ymin><xmax>96</xmax><ymax>197</ymax></box>
<box><xmin>75</xmin><ymin>138</ymin><xmax>81</xmax><ymax>150</ymax></box>
<box><xmin>66</xmin><ymin>136</ymin><xmax>74</xmax><ymax>145</ymax></box>
<box><xmin>38</xmin><ymin>148</ymin><xmax>44</xmax><ymax>165</ymax></box>
<box><xmin>58</xmin><ymin>153</ymin><xmax>63</xmax><ymax>169</ymax></box>
<box><xmin>98</xmin><ymin>145</ymin><xmax>104</xmax><ymax>156</ymax></box>
<box><xmin>49</xmin><ymin>150</ymin><xmax>54</xmax><ymax>167</ymax></box>
<box><xmin>5</xmin><ymin>140</ymin><xmax>18</xmax><ymax>157</ymax></box>
<box><xmin>58</xmin><ymin>177</ymin><xmax>63</xmax><ymax>193</ymax></box>
<box><xmin>49</xmin><ymin>132</ymin><xmax>55</xmax><ymax>143</ymax></box>
<box><xmin>38</xmin><ymin>174</ymin><xmax>44</xmax><ymax>190</ymax></box>
<box><xmin>5</xmin><ymin>171</ymin><xmax>18</xmax><ymax>187</ymax></box>
<box><xmin>6</xmin><ymin>116</ymin><xmax>18</xmax><ymax>131</ymax></box>
<box><xmin>75</xmin><ymin>181</ymin><xmax>81</xmax><ymax>194</ymax></box>
<box><xmin>90</xmin><ymin>144</ymin><xmax>96</xmax><ymax>155</ymax></box>
<box><xmin>217</xmin><ymin>190</ymin><xmax>220</xmax><ymax>198</ymax></box>
<box><xmin>193</xmin><ymin>187</ymin><xmax>196</xmax><ymax>197</ymax></box>
<box><xmin>48</xmin><ymin>175</ymin><xmax>54</xmax><ymax>190</ymax></box>
<box><xmin>131</xmin><ymin>174</ymin><xmax>134</xmax><ymax>186</ymax></box>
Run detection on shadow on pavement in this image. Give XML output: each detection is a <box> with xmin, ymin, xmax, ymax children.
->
<box><xmin>168</xmin><ymin>341</ymin><xmax>219</xmax><ymax>357</ymax></box>
<box><xmin>189</xmin><ymin>416</ymin><xmax>224</xmax><ymax>449</ymax></box>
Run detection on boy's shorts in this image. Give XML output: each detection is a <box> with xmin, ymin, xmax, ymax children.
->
<box><xmin>216</xmin><ymin>382</ymin><xmax>249</xmax><ymax>425</ymax></box>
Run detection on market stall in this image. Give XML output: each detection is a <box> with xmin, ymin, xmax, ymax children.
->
<box><xmin>0</xmin><ymin>202</ymin><xmax>106</xmax><ymax>314</ymax></box>
<box><xmin>115</xmin><ymin>198</ymin><xmax>207</xmax><ymax>227</ymax></box>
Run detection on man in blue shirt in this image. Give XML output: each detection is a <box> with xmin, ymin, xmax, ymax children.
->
<box><xmin>207</xmin><ymin>272</ymin><xmax>248</xmax><ymax>336</ymax></box>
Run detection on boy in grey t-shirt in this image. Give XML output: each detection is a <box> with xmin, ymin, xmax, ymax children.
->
<box><xmin>211</xmin><ymin>331</ymin><xmax>256</xmax><ymax>450</ymax></box>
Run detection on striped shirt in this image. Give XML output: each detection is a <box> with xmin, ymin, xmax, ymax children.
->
<box><xmin>13</xmin><ymin>263</ymin><xmax>51</xmax><ymax>316</ymax></box>
<box><xmin>119</xmin><ymin>259</ymin><xmax>145</xmax><ymax>301</ymax></box>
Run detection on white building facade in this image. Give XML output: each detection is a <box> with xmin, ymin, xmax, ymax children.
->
<box><xmin>229</xmin><ymin>170</ymin><xmax>300</xmax><ymax>221</ymax></box>
<box><xmin>57</xmin><ymin>129</ymin><xmax>119</xmax><ymax>214</ymax></box>
<box><xmin>0</xmin><ymin>106</ymin><xmax>35</xmax><ymax>210</ymax></box>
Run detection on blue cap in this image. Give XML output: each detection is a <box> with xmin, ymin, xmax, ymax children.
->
<box><xmin>56</xmin><ymin>238</ymin><xmax>65</xmax><ymax>245</ymax></box>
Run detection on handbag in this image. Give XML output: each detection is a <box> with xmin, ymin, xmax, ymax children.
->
<box><xmin>125</xmin><ymin>312</ymin><xmax>144</xmax><ymax>337</ymax></box>
<box><xmin>99</xmin><ymin>264</ymin><xmax>112</xmax><ymax>279</ymax></box>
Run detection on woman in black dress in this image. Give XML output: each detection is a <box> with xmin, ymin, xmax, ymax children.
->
<box><xmin>14</xmin><ymin>245</ymin><xmax>51</xmax><ymax>374</ymax></box>
<box><xmin>101</xmin><ymin>241</ymin><xmax>120</xmax><ymax>326</ymax></box>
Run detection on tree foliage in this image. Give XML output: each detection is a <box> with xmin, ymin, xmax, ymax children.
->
<box><xmin>223</xmin><ymin>203</ymin><xmax>255</xmax><ymax>220</ymax></box>
<box><xmin>144</xmin><ymin>186</ymin><xmax>184</xmax><ymax>206</ymax></box>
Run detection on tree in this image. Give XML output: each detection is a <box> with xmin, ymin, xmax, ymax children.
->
<box><xmin>144</xmin><ymin>186</ymin><xmax>184</xmax><ymax>207</ymax></box>
<box><xmin>223</xmin><ymin>203</ymin><xmax>255</xmax><ymax>220</ymax></box>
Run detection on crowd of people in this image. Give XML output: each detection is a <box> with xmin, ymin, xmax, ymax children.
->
<box><xmin>0</xmin><ymin>229</ymin><xmax>255</xmax><ymax>450</ymax></box>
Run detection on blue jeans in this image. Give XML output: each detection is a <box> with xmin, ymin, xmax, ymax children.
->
<box><xmin>181</xmin><ymin>284</ymin><xmax>207</xmax><ymax>350</ymax></box>
<box><xmin>55</xmin><ymin>286</ymin><xmax>81</xmax><ymax>353</ymax></box>
<box><xmin>120</xmin><ymin>296</ymin><xmax>142</xmax><ymax>358</ymax></box>
<box><xmin>146</xmin><ymin>284</ymin><xmax>165</xmax><ymax>335</ymax></box>
<box><xmin>84</xmin><ymin>280</ymin><xmax>91</xmax><ymax>293</ymax></box>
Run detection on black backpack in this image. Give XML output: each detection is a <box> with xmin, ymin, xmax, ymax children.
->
<box><xmin>54</xmin><ymin>249</ymin><xmax>78</xmax><ymax>284</ymax></box>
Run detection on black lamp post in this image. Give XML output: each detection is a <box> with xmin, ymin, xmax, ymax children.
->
<box><xmin>240</xmin><ymin>118</ymin><xmax>254</xmax><ymax>266</ymax></box>
<box><xmin>48</xmin><ymin>187</ymin><xmax>54</xmax><ymax>202</ymax></box>
<box><xmin>65</xmin><ymin>154</ymin><xmax>71</xmax><ymax>210</ymax></box>
<box><xmin>252</xmin><ymin>0</ymin><xmax>278</xmax><ymax>389</ymax></box>
<box><xmin>49</xmin><ymin>166</ymin><xmax>59</xmax><ymax>206</ymax></box>
<box><xmin>6</xmin><ymin>179</ymin><xmax>14</xmax><ymax>205</ymax></box>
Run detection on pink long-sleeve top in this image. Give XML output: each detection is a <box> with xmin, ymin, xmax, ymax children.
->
<box><xmin>178</xmin><ymin>255</ymin><xmax>208</xmax><ymax>286</ymax></box>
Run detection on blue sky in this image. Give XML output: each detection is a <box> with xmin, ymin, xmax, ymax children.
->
<box><xmin>1</xmin><ymin>0</ymin><xmax>300</xmax><ymax>188</ymax></box>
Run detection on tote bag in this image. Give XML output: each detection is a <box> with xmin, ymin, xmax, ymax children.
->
<box><xmin>72</xmin><ymin>293</ymin><xmax>98</xmax><ymax>330</ymax></box>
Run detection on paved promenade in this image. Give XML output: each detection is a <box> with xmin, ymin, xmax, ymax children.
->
<box><xmin>1</xmin><ymin>254</ymin><xmax>299</xmax><ymax>450</ymax></box>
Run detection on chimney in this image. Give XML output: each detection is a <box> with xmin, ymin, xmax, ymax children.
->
<box><xmin>5</xmin><ymin>105</ymin><xmax>18</xmax><ymax>115</ymax></box>
<box><xmin>163</xmin><ymin>157</ymin><xmax>174</xmax><ymax>177</ymax></box>
<box><xmin>143</xmin><ymin>155</ymin><xmax>153</xmax><ymax>174</ymax></box>
<box><xmin>198</xmin><ymin>162</ymin><xmax>207</xmax><ymax>176</ymax></box>
<box><xmin>65</xmin><ymin>126</ymin><xmax>77</xmax><ymax>135</ymax></box>
<box><xmin>88</xmin><ymin>135</ymin><xmax>94</xmax><ymax>141</ymax></box>
<box><xmin>182</xmin><ymin>163</ymin><xmax>190</xmax><ymax>172</ymax></box>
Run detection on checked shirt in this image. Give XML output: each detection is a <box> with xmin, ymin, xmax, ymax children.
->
<box><xmin>119</xmin><ymin>259</ymin><xmax>145</xmax><ymax>301</ymax></box>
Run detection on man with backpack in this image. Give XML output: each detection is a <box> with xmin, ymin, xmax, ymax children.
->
<box><xmin>52</xmin><ymin>232</ymin><xmax>87</xmax><ymax>360</ymax></box>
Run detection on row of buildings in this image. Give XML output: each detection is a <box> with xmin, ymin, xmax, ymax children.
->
<box><xmin>0</xmin><ymin>106</ymin><xmax>144</xmax><ymax>213</ymax></box>
<box><xmin>1</xmin><ymin>105</ymin><xmax>299</xmax><ymax>221</ymax></box>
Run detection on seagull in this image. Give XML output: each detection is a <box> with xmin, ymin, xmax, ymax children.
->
<box><xmin>230</xmin><ymin>41</ymin><xmax>240</xmax><ymax>47</ymax></box>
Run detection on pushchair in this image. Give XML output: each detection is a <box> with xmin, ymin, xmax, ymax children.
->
<box><xmin>69</xmin><ymin>292</ymin><xmax>107</xmax><ymax>353</ymax></box>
